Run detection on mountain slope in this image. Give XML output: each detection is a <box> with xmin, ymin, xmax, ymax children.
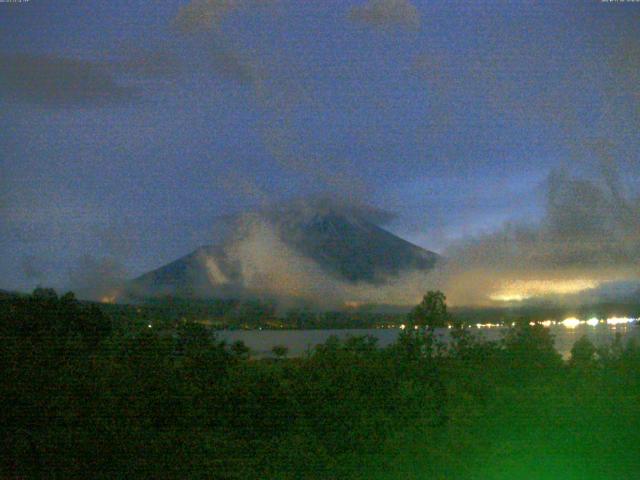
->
<box><xmin>125</xmin><ymin>206</ymin><xmax>439</xmax><ymax>304</ymax></box>
<box><xmin>273</xmin><ymin>210</ymin><xmax>437</xmax><ymax>283</ymax></box>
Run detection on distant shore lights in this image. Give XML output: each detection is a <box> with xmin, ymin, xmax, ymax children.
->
<box><xmin>606</xmin><ymin>316</ymin><xmax>636</xmax><ymax>326</ymax></box>
<box><xmin>586</xmin><ymin>317</ymin><xmax>600</xmax><ymax>327</ymax></box>
<box><xmin>561</xmin><ymin>317</ymin><xmax>581</xmax><ymax>329</ymax></box>
<box><xmin>468</xmin><ymin>317</ymin><xmax>637</xmax><ymax>330</ymax></box>
<box><xmin>559</xmin><ymin>316</ymin><xmax>637</xmax><ymax>328</ymax></box>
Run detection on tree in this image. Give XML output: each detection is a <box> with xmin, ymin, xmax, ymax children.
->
<box><xmin>272</xmin><ymin>345</ymin><xmax>288</xmax><ymax>359</ymax></box>
<box><xmin>230</xmin><ymin>340</ymin><xmax>250</xmax><ymax>360</ymax></box>
<box><xmin>409</xmin><ymin>290</ymin><xmax>449</xmax><ymax>330</ymax></box>
<box><xmin>32</xmin><ymin>287</ymin><xmax>58</xmax><ymax>300</ymax></box>
<box><xmin>569</xmin><ymin>335</ymin><xmax>597</xmax><ymax>368</ymax></box>
<box><xmin>176</xmin><ymin>320</ymin><xmax>212</xmax><ymax>354</ymax></box>
<box><xmin>503</xmin><ymin>320</ymin><xmax>562</xmax><ymax>375</ymax></box>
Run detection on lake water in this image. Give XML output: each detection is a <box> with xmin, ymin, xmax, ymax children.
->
<box><xmin>216</xmin><ymin>322</ymin><xmax>640</xmax><ymax>359</ymax></box>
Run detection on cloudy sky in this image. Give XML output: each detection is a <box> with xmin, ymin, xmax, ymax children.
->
<box><xmin>1</xmin><ymin>0</ymin><xmax>639</xmax><ymax>302</ymax></box>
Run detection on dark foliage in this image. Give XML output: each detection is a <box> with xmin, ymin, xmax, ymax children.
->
<box><xmin>1</xmin><ymin>289</ymin><xmax>640</xmax><ymax>478</ymax></box>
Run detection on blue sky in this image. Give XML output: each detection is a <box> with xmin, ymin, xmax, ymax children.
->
<box><xmin>1</xmin><ymin>0</ymin><xmax>639</xmax><ymax>292</ymax></box>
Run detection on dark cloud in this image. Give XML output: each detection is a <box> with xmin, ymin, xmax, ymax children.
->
<box><xmin>0</xmin><ymin>53</ymin><xmax>138</xmax><ymax>107</ymax></box>
<box><xmin>108</xmin><ymin>49</ymin><xmax>183</xmax><ymax>78</ymax></box>
<box><xmin>349</xmin><ymin>0</ymin><xmax>420</xmax><ymax>31</ymax></box>
<box><xmin>174</xmin><ymin>0</ymin><xmax>240</xmax><ymax>33</ymax></box>
<box><xmin>557</xmin><ymin>279</ymin><xmax>640</xmax><ymax>306</ymax></box>
<box><xmin>206</xmin><ymin>37</ymin><xmax>263</xmax><ymax>84</ymax></box>
<box><xmin>258</xmin><ymin>196</ymin><xmax>397</xmax><ymax>226</ymax></box>
<box><xmin>608</xmin><ymin>35</ymin><xmax>640</xmax><ymax>109</ymax></box>
<box><xmin>207</xmin><ymin>197</ymin><xmax>397</xmax><ymax>234</ymax></box>
<box><xmin>172</xmin><ymin>0</ymin><xmax>265</xmax><ymax>84</ymax></box>
<box><xmin>173</xmin><ymin>0</ymin><xmax>276</xmax><ymax>33</ymax></box>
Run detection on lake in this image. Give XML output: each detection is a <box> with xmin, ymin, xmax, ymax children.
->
<box><xmin>216</xmin><ymin>320</ymin><xmax>640</xmax><ymax>359</ymax></box>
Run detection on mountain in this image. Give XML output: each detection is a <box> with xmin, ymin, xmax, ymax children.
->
<box><xmin>124</xmin><ymin>204</ymin><xmax>440</xmax><ymax>305</ymax></box>
<box><xmin>272</xmin><ymin>209</ymin><xmax>437</xmax><ymax>283</ymax></box>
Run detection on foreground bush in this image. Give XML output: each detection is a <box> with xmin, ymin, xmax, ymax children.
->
<box><xmin>1</xmin><ymin>290</ymin><xmax>640</xmax><ymax>478</ymax></box>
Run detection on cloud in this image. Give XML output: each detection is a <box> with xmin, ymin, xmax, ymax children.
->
<box><xmin>441</xmin><ymin>163</ymin><xmax>640</xmax><ymax>306</ymax></box>
<box><xmin>206</xmin><ymin>36</ymin><xmax>263</xmax><ymax>83</ymax></box>
<box><xmin>608</xmin><ymin>35</ymin><xmax>640</xmax><ymax>108</ymax></box>
<box><xmin>218</xmin><ymin>212</ymin><xmax>438</xmax><ymax>308</ymax></box>
<box><xmin>174</xmin><ymin>0</ymin><xmax>240</xmax><ymax>32</ymax></box>
<box><xmin>404</xmin><ymin>26</ymin><xmax>640</xmax><ymax>307</ymax></box>
<box><xmin>0</xmin><ymin>53</ymin><xmax>138</xmax><ymax>107</ymax></box>
<box><xmin>172</xmin><ymin>0</ymin><xmax>370</xmax><ymax>197</ymax></box>
<box><xmin>349</xmin><ymin>0</ymin><xmax>420</xmax><ymax>31</ymax></box>
<box><xmin>172</xmin><ymin>0</ymin><xmax>267</xmax><ymax>84</ymax></box>
<box><xmin>261</xmin><ymin>196</ymin><xmax>397</xmax><ymax>226</ymax></box>
<box><xmin>173</xmin><ymin>0</ymin><xmax>275</xmax><ymax>33</ymax></box>
<box><xmin>108</xmin><ymin>49</ymin><xmax>183</xmax><ymax>78</ymax></box>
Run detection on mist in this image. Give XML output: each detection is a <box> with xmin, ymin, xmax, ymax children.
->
<box><xmin>67</xmin><ymin>255</ymin><xmax>127</xmax><ymax>302</ymax></box>
<box><xmin>440</xmin><ymin>162</ymin><xmax>640</xmax><ymax>306</ymax></box>
<box><xmin>180</xmin><ymin>163</ymin><xmax>640</xmax><ymax>309</ymax></box>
